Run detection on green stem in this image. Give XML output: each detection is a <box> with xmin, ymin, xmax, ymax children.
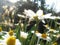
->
<box><xmin>36</xmin><ymin>38</ymin><xmax>40</xmax><ymax>45</ymax></box>
<box><xmin>29</xmin><ymin>33</ymin><xmax>36</xmax><ymax>45</ymax></box>
<box><xmin>54</xmin><ymin>19</ymin><xmax>58</xmax><ymax>29</ymax></box>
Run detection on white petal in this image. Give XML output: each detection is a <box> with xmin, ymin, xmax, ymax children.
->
<box><xmin>0</xmin><ymin>32</ymin><xmax>2</xmax><ymax>35</ymax></box>
<box><xmin>24</xmin><ymin>9</ymin><xmax>35</xmax><ymax>17</ymax></box>
<box><xmin>28</xmin><ymin>10</ymin><xmax>36</xmax><ymax>17</ymax></box>
<box><xmin>56</xmin><ymin>16</ymin><xmax>60</xmax><ymax>19</ymax></box>
<box><xmin>35</xmin><ymin>33</ymin><xmax>42</xmax><ymax>38</ymax></box>
<box><xmin>36</xmin><ymin>44</ymin><xmax>40</xmax><ymax>45</ymax></box>
<box><xmin>53</xmin><ymin>35</ymin><xmax>57</xmax><ymax>37</ymax></box>
<box><xmin>0</xmin><ymin>39</ymin><xmax>6</xmax><ymax>45</ymax></box>
<box><xmin>36</xmin><ymin>10</ymin><xmax>43</xmax><ymax>16</ymax></box>
<box><xmin>16</xmin><ymin>39</ymin><xmax>21</xmax><ymax>45</ymax></box>
<box><xmin>46</xmin><ymin>37</ymin><xmax>51</xmax><ymax>42</ymax></box>
<box><xmin>14</xmin><ymin>23</ymin><xmax>19</xmax><ymax>25</ymax></box>
<box><xmin>17</xmin><ymin>14</ymin><xmax>25</xmax><ymax>18</ymax></box>
<box><xmin>53</xmin><ymin>30</ymin><xmax>59</xmax><ymax>33</ymax></box>
<box><xmin>31</xmin><ymin>31</ymin><xmax>35</xmax><ymax>33</ymax></box>
<box><xmin>38</xmin><ymin>16</ymin><xmax>44</xmax><ymax>20</ymax></box>
<box><xmin>2</xmin><ymin>34</ymin><xmax>10</xmax><ymax>39</ymax></box>
<box><xmin>48</xmin><ymin>16</ymin><xmax>56</xmax><ymax>19</ymax></box>
<box><xmin>20</xmin><ymin>31</ymin><xmax>28</xmax><ymax>39</ymax></box>
<box><xmin>2</xmin><ymin>31</ymin><xmax>8</xmax><ymax>34</ymax></box>
<box><xmin>49</xmin><ymin>16</ymin><xmax>60</xmax><ymax>19</ymax></box>
<box><xmin>43</xmin><ymin>13</ymin><xmax>52</xmax><ymax>19</ymax></box>
<box><xmin>42</xmin><ymin>20</ymin><xmax>45</xmax><ymax>23</ymax></box>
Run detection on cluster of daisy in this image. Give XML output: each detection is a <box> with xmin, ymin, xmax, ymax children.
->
<box><xmin>17</xmin><ymin>9</ymin><xmax>60</xmax><ymax>45</ymax></box>
<box><xmin>0</xmin><ymin>6</ymin><xmax>60</xmax><ymax>45</ymax></box>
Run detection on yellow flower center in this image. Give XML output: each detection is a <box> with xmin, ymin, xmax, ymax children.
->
<box><xmin>6</xmin><ymin>36</ymin><xmax>16</xmax><ymax>45</ymax></box>
<box><xmin>41</xmin><ymin>33</ymin><xmax>47</xmax><ymax>38</ymax></box>
<box><xmin>9</xmin><ymin>30</ymin><xmax>14</xmax><ymax>36</ymax></box>
<box><xmin>0</xmin><ymin>27</ymin><xmax>2</xmax><ymax>32</ymax></box>
<box><xmin>33</xmin><ymin>16</ymin><xmax>38</xmax><ymax>20</ymax></box>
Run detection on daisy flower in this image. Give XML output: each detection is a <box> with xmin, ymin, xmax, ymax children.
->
<box><xmin>0</xmin><ymin>36</ymin><xmax>21</xmax><ymax>45</ymax></box>
<box><xmin>1</xmin><ymin>31</ymin><xmax>21</xmax><ymax>45</ymax></box>
<box><xmin>20</xmin><ymin>31</ymin><xmax>28</xmax><ymax>39</ymax></box>
<box><xmin>24</xmin><ymin>9</ymin><xmax>52</xmax><ymax>21</ymax></box>
<box><xmin>2</xmin><ymin>29</ymin><xmax>15</xmax><ymax>39</ymax></box>
<box><xmin>35</xmin><ymin>32</ymin><xmax>51</xmax><ymax>42</ymax></box>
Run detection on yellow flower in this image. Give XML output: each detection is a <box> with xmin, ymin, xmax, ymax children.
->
<box><xmin>52</xmin><ymin>42</ymin><xmax>57</xmax><ymax>45</ymax></box>
<box><xmin>41</xmin><ymin>33</ymin><xmax>47</xmax><ymax>38</ymax></box>
<box><xmin>0</xmin><ymin>27</ymin><xmax>2</xmax><ymax>32</ymax></box>
<box><xmin>9</xmin><ymin>29</ymin><xmax>14</xmax><ymax>36</ymax></box>
<box><xmin>6</xmin><ymin>36</ymin><xmax>16</xmax><ymax>45</ymax></box>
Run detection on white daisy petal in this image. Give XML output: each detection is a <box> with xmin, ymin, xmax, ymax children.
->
<box><xmin>48</xmin><ymin>16</ymin><xmax>56</xmax><ymax>19</ymax></box>
<box><xmin>24</xmin><ymin>9</ymin><xmax>52</xmax><ymax>20</ymax></box>
<box><xmin>43</xmin><ymin>13</ymin><xmax>52</xmax><ymax>19</ymax></box>
<box><xmin>0</xmin><ymin>32</ymin><xmax>2</xmax><ymax>35</ymax></box>
<box><xmin>31</xmin><ymin>31</ymin><xmax>35</xmax><ymax>33</ymax></box>
<box><xmin>20</xmin><ymin>31</ymin><xmax>28</xmax><ymax>39</ymax></box>
<box><xmin>42</xmin><ymin>20</ymin><xmax>45</xmax><ymax>23</ymax></box>
<box><xmin>16</xmin><ymin>39</ymin><xmax>21</xmax><ymax>45</ymax></box>
<box><xmin>17</xmin><ymin>14</ymin><xmax>25</xmax><ymax>18</ymax></box>
<box><xmin>28</xmin><ymin>10</ymin><xmax>36</xmax><ymax>16</ymax></box>
<box><xmin>2</xmin><ymin>34</ymin><xmax>10</xmax><ymax>39</ymax></box>
<box><xmin>36</xmin><ymin>10</ymin><xmax>43</xmax><ymax>16</ymax></box>
<box><xmin>53</xmin><ymin>30</ymin><xmax>59</xmax><ymax>33</ymax></box>
<box><xmin>46</xmin><ymin>37</ymin><xmax>51</xmax><ymax>42</ymax></box>
<box><xmin>35</xmin><ymin>33</ymin><xmax>42</xmax><ymax>38</ymax></box>
<box><xmin>24</xmin><ymin>9</ymin><xmax>35</xmax><ymax>18</ymax></box>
